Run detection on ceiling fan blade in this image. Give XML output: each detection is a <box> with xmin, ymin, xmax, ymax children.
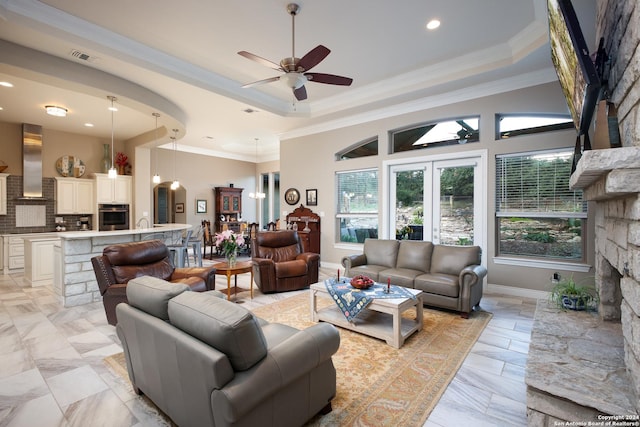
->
<box><xmin>305</xmin><ymin>72</ymin><xmax>353</xmax><ymax>86</ymax></box>
<box><xmin>238</xmin><ymin>51</ymin><xmax>283</xmax><ymax>71</ymax></box>
<box><xmin>297</xmin><ymin>45</ymin><xmax>331</xmax><ymax>72</ymax></box>
<box><xmin>241</xmin><ymin>76</ymin><xmax>281</xmax><ymax>88</ymax></box>
<box><xmin>294</xmin><ymin>85</ymin><xmax>307</xmax><ymax>101</ymax></box>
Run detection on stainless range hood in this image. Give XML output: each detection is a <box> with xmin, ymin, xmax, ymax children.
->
<box><xmin>18</xmin><ymin>123</ymin><xmax>47</xmax><ymax>200</ymax></box>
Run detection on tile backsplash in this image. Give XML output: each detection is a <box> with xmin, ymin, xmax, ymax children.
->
<box><xmin>0</xmin><ymin>176</ymin><xmax>90</xmax><ymax>234</ymax></box>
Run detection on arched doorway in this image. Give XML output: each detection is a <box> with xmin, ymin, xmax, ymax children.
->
<box><xmin>154</xmin><ymin>182</ymin><xmax>186</xmax><ymax>224</ymax></box>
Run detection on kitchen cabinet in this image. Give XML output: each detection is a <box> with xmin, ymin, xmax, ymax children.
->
<box><xmin>94</xmin><ymin>173</ymin><xmax>132</xmax><ymax>204</ymax></box>
<box><xmin>214</xmin><ymin>187</ymin><xmax>244</xmax><ymax>233</ymax></box>
<box><xmin>53</xmin><ymin>242</ymin><xmax>62</xmax><ymax>295</ymax></box>
<box><xmin>1</xmin><ymin>233</ymin><xmax>58</xmax><ymax>274</ymax></box>
<box><xmin>55</xmin><ymin>177</ymin><xmax>94</xmax><ymax>214</ymax></box>
<box><xmin>24</xmin><ymin>236</ymin><xmax>60</xmax><ymax>286</ymax></box>
<box><xmin>8</xmin><ymin>235</ymin><xmax>25</xmax><ymax>270</ymax></box>
<box><xmin>0</xmin><ymin>173</ymin><xmax>8</xmax><ymax>215</ymax></box>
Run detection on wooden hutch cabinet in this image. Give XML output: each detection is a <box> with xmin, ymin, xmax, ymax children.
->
<box><xmin>214</xmin><ymin>187</ymin><xmax>244</xmax><ymax>233</ymax></box>
<box><xmin>286</xmin><ymin>205</ymin><xmax>320</xmax><ymax>254</ymax></box>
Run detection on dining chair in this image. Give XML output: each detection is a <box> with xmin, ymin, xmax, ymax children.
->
<box><xmin>202</xmin><ymin>220</ymin><xmax>216</xmax><ymax>259</ymax></box>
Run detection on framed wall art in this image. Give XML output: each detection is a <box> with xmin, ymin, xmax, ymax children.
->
<box><xmin>284</xmin><ymin>188</ymin><xmax>300</xmax><ymax>205</ymax></box>
<box><xmin>306</xmin><ymin>189</ymin><xmax>317</xmax><ymax>206</ymax></box>
<box><xmin>196</xmin><ymin>199</ymin><xmax>207</xmax><ymax>213</ymax></box>
<box><xmin>175</xmin><ymin>202</ymin><xmax>185</xmax><ymax>213</ymax></box>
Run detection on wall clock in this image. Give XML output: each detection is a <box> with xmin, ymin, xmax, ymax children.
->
<box><xmin>284</xmin><ymin>188</ymin><xmax>300</xmax><ymax>205</ymax></box>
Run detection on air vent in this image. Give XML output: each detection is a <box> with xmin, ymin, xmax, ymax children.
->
<box><xmin>242</xmin><ymin>108</ymin><xmax>259</xmax><ymax>114</ymax></box>
<box><xmin>69</xmin><ymin>49</ymin><xmax>98</xmax><ymax>62</ymax></box>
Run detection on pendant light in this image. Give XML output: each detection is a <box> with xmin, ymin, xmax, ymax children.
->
<box><xmin>152</xmin><ymin>112</ymin><xmax>161</xmax><ymax>184</ymax></box>
<box><xmin>249</xmin><ymin>138</ymin><xmax>266</xmax><ymax>199</ymax></box>
<box><xmin>107</xmin><ymin>96</ymin><xmax>118</xmax><ymax>179</ymax></box>
<box><xmin>170</xmin><ymin>129</ymin><xmax>179</xmax><ymax>190</ymax></box>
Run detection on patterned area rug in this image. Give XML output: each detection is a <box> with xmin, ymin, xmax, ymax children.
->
<box><xmin>253</xmin><ymin>292</ymin><xmax>491</xmax><ymax>426</ymax></box>
<box><xmin>105</xmin><ymin>292</ymin><xmax>491</xmax><ymax>426</ymax></box>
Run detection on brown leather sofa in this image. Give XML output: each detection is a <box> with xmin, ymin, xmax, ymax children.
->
<box><xmin>91</xmin><ymin>239</ymin><xmax>216</xmax><ymax>325</ymax></box>
<box><xmin>251</xmin><ymin>230</ymin><xmax>320</xmax><ymax>293</ymax></box>
<box><xmin>116</xmin><ymin>276</ymin><xmax>340</xmax><ymax>427</ymax></box>
<box><xmin>342</xmin><ymin>239</ymin><xmax>487</xmax><ymax>318</ymax></box>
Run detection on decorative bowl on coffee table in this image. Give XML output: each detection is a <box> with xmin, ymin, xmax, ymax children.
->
<box><xmin>350</xmin><ymin>275</ymin><xmax>374</xmax><ymax>289</ymax></box>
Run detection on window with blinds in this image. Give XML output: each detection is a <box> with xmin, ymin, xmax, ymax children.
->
<box><xmin>336</xmin><ymin>169</ymin><xmax>378</xmax><ymax>243</ymax></box>
<box><xmin>495</xmin><ymin>149</ymin><xmax>586</xmax><ymax>261</ymax></box>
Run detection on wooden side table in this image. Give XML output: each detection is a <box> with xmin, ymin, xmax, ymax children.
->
<box><xmin>213</xmin><ymin>260</ymin><xmax>254</xmax><ymax>300</ymax></box>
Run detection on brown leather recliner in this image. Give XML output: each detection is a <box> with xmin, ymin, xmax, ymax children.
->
<box><xmin>251</xmin><ymin>230</ymin><xmax>320</xmax><ymax>293</ymax></box>
<box><xmin>91</xmin><ymin>239</ymin><xmax>216</xmax><ymax>325</ymax></box>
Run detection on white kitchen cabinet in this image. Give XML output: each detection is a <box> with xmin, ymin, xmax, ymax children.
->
<box><xmin>8</xmin><ymin>236</ymin><xmax>24</xmax><ymax>270</ymax></box>
<box><xmin>0</xmin><ymin>173</ymin><xmax>8</xmax><ymax>215</ymax></box>
<box><xmin>1</xmin><ymin>233</ymin><xmax>59</xmax><ymax>274</ymax></box>
<box><xmin>24</xmin><ymin>236</ymin><xmax>60</xmax><ymax>286</ymax></box>
<box><xmin>94</xmin><ymin>173</ymin><xmax>132</xmax><ymax>204</ymax></box>
<box><xmin>55</xmin><ymin>177</ymin><xmax>94</xmax><ymax>214</ymax></box>
<box><xmin>53</xmin><ymin>242</ymin><xmax>62</xmax><ymax>295</ymax></box>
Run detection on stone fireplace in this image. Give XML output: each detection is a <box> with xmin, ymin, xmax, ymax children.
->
<box><xmin>571</xmin><ymin>147</ymin><xmax>640</xmax><ymax>410</ymax></box>
<box><xmin>525</xmin><ymin>1</ymin><xmax>640</xmax><ymax>423</ymax></box>
<box><xmin>525</xmin><ymin>148</ymin><xmax>640</xmax><ymax>424</ymax></box>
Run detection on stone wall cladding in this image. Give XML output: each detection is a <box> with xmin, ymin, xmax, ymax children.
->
<box><xmin>597</xmin><ymin>0</ymin><xmax>640</xmax><ymax>414</ymax></box>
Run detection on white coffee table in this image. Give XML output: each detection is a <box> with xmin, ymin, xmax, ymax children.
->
<box><xmin>309</xmin><ymin>282</ymin><xmax>424</xmax><ymax>348</ymax></box>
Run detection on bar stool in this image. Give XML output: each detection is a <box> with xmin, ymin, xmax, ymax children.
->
<box><xmin>167</xmin><ymin>230</ymin><xmax>192</xmax><ymax>268</ymax></box>
<box><xmin>188</xmin><ymin>225</ymin><xmax>203</xmax><ymax>267</ymax></box>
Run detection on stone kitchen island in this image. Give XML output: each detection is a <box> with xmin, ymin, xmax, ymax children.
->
<box><xmin>54</xmin><ymin>224</ymin><xmax>190</xmax><ymax>307</ymax></box>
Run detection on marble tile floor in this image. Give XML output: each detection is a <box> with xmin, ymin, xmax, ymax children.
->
<box><xmin>0</xmin><ymin>265</ymin><xmax>537</xmax><ymax>427</ymax></box>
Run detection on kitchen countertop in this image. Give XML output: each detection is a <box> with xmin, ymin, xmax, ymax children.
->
<box><xmin>55</xmin><ymin>223</ymin><xmax>191</xmax><ymax>240</ymax></box>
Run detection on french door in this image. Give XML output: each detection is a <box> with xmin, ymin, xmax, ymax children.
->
<box><xmin>389</xmin><ymin>157</ymin><xmax>483</xmax><ymax>246</ymax></box>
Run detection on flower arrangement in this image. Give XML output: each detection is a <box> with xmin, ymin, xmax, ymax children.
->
<box><xmin>215</xmin><ymin>230</ymin><xmax>245</xmax><ymax>261</ymax></box>
<box><xmin>114</xmin><ymin>152</ymin><xmax>131</xmax><ymax>175</ymax></box>
<box><xmin>115</xmin><ymin>152</ymin><xmax>128</xmax><ymax>167</ymax></box>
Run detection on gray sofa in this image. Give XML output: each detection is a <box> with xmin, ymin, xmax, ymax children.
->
<box><xmin>116</xmin><ymin>276</ymin><xmax>340</xmax><ymax>427</ymax></box>
<box><xmin>342</xmin><ymin>239</ymin><xmax>487</xmax><ymax>317</ymax></box>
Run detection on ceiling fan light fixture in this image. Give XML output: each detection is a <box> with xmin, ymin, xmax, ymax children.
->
<box><xmin>282</xmin><ymin>72</ymin><xmax>307</xmax><ymax>89</ymax></box>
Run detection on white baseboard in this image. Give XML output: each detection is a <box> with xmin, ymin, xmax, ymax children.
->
<box><xmin>486</xmin><ymin>283</ymin><xmax>548</xmax><ymax>300</ymax></box>
<box><xmin>321</xmin><ymin>261</ymin><xmax>343</xmax><ymax>272</ymax></box>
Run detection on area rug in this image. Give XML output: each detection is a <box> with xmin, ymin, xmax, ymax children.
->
<box><xmin>253</xmin><ymin>293</ymin><xmax>491</xmax><ymax>426</ymax></box>
<box><xmin>105</xmin><ymin>292</ymin><xmax>491</xmax><ymax>427</ymax></box>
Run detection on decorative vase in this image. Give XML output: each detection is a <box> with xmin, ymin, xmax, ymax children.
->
<box><xmin>226</xmin><ymin>248</ymin><xmax>238</xmax><ymax>267</ymax></box>
<box><xmin>117</xmin><ymin>165</ymin><xmax>125</xmax><ymax>175</ymax></box>
<box><xmin>101</xmin><ymin>144</ymin><xmax>111</xmax><ymax>173</ymax></box>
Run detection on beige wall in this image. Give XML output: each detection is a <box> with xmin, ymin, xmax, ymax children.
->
<box><xmin>149</xmin><ymin>148</ymin><xmax>258</xmax><ymax>227</ymax></box>
<box><xmin>0</xmin><ymin>121</ymin><xmax>127</xmax><ymax>176</ymax></box>
<box><xmin>0</xmin><ymin>120</ymin><xmax>261</xmax><ymax>230</ymax></box>
<box><xmin>280</xmin><ymin>81</ymin><xmax>596</xmax><ymax>292</ymax></box>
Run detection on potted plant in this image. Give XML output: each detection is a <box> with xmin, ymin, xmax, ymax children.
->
<box><xmin>549</xmin><ymin>274</ymin><xmax>598</xmax><ymax>311</ymax></box>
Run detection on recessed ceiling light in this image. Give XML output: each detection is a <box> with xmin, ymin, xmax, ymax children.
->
<box><xmin>84</xmin><ymin>123</ymin><xmax>94</xmax><ymax>127</ymax></box>
<box><xmin>0</xmin><ymin>107</ymin><xmax>4</xmax><ymax>111</ymax></box>
<box><xmin>45</xmin><ymin>105</ymin><xmax>68</xmax><ymax>117</ymax></box>
<box><xmin>0</xmin><ymin>81</ymin><xmax>13</xmax><ymax>87</ymax></box>
<box><xmin>426</xmin><ymin>19</ymin><xmax>441</xmax><ymax>30</ymax></box>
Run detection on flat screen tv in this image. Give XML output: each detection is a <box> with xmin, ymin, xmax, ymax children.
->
<box><xmin>547</xmin><ymin>0</ymin><xmax>600</xmax><ymax>135</ymax></box>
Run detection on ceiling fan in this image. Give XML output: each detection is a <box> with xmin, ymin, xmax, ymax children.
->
<box><xmin>238</xmin><ymin>3</ymin><xmax>353</xmax><ymax>101</ymax></box>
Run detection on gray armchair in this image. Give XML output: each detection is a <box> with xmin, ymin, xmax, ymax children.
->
<box><xmin>116</xmin><ymin>276</ymin><xmax>340</xmax><ymax>427</ymax></box>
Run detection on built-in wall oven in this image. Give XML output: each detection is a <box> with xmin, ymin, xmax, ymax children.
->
<box><xmin>98</xmin><ymin>204</ymin><xmax>130</xmax><ymax>231</ymax></box>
